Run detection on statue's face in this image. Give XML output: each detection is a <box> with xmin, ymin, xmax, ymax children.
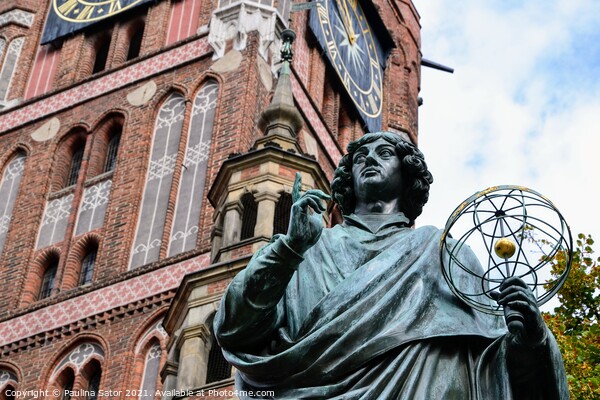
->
<box><xmin>351</xmin><ymin>138</ymin><xmax>403</xmax><ymax>204</ymax></box>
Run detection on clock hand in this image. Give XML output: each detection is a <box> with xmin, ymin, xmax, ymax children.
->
<box><xmin>335</xmin><ymin>0</ymin><xmax>357</xmax><ymax>45</ymax></box>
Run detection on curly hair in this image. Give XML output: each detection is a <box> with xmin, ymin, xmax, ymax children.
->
<box><xmin>331</xmin><ymin>132</ymin><xmax>433</xmax><ymax>224</ymax></box>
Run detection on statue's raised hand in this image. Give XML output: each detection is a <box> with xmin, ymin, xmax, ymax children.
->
<box><xmin>284</xmin><ymin>173</ymin><xmax>330</xmax><ymax>254</ymax></box>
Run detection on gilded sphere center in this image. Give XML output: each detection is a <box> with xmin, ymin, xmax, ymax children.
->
<box><xmin>495</xmin><ymin>237</ymin><xmax>516</xmax><ymax>259</ymax></box>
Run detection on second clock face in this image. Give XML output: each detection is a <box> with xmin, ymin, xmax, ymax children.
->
<box><xmin>53</xmin><ymin>0</ymin><xmax>146</xmax><ymax>23</ymax></box>
<box><xmin>313</xmin><ymin>0</ymin><xmax>384</xmax><ymax>124</ymax></box>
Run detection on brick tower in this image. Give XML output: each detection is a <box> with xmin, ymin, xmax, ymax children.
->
<box><xmin>0</xmin><ymin>0</ymin><xmax>421</xmax><ymax>398</ymax></box>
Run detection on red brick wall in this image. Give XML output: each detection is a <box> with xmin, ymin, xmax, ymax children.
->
<box><xmin>0</xmin><ymin>0</ymin><xmax>421</xmax><ymax>395</ymax></box>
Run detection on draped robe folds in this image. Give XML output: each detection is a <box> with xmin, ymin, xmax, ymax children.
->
<box><xmin>214</xmin><ymin>213</ymin><xmax>569</xmax><ymax>399</ymax></box>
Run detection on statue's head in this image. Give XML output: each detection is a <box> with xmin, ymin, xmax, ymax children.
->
<box><xmin>331</xmin><ymin>131</ymin><xmax>433</xmax><ymax>224</ymax></box>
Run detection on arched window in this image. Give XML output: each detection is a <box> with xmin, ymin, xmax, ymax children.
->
<box><xmin>0</xmin><ymin>37</ymin><xmax>25</xmax><ymax>102</ymax></box>
<box><xmin>240</xmin><ymin>193</ymin><xmax>257</xmax><ymax>240</ymax></box>
<box><xmin>79</xmin><ymin>247</ymin><xmax>97</xmax><ymax>286</ymax></box>
<box><xmin>66</xmin><ymin>145</ymin><xmax>84</xmax><ymax>188</ymax></box>
<box><xmin>138</xmin><ymin>341</ymin><xmax>161</xmax><ymax>400</ymax></box>
<box><xmin>103</xmin><ymin>127</ymin><xmax>121</xmax><ymax>173</ymax></box>
<box><xmin>56</xmin><ymin>368</ymin><xmax>74</xmax><ymax>400</ymax></box>
<box><xmin>92</xmin><ymin>36</ymin><xmax>110</xmax><ymax>74</ymax></box>
<box><xmin>126</xmin><ymin>21</ymin><xmax>145</xmax><ymax>61</ymax></box>
<box><xmin>49</xmin><ymin>343</ymin><xmax>105</xmax><ymax>400</ymax></box>
<box><xmin>130</xmin><ymin>93</ymin><xmax>186</xmax><ymax>269</ymax></box>
<box><xmin>0</xmin><ymin>369</ymin><xmax>19</xmax><ymax>400</ymax></box>
<box><xmin>81</xmin><ymin>359</ymin><xmax>101</xmax><ymax>400</ymax></box>
<box><xmin>273</xmin><ymin>192</ymin><xmax>292</xmax><ymax>235</ymax></box>
<box><xmin>0</xmin><ymin>151</ymin><xmax>26</xmax><ymax>255</ymax></box>
<box><xmin>168</xmin><ymin>80</ymin><xmax>218</xmax><ymax>256</ymax></box>
<box><xmin>39</xmin><ymin>256</ymin><xmax>58</xmax><ymax>300</ymax></box>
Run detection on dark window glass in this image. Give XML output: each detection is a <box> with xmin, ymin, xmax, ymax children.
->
<box><xmin>66</xmin><ymin>147</ymin><xmax>83</xmax><ymax>187</ymax></box>
<box><xmin>206</xmin><ymin>338</ymin><xmax>231</xmax><ymax>383</ymax></box>
<box><xmin>273</xmin><ymin>192</ymin><xmax>292</xmax><ymax>235</ymax></box>
<box><xmin>39</xmin><ymin>261</ymin><xmax>58</xmax><ymax>299</ymax></box>
<box><xmin>139</xmin><ymin>343</ymin><xmax>161</xmax><ymax>400</ymax></box>
<box><xmin>62</xmin><ymin>380</ymin><xmax>73</xmax><ymax>400</ymax></box>
<box><xmin>104</xmin><ymin>129</ymin><xmax>121</xmax><ymax>173</ymax></box>
<box><xmin>79</xmin><ymin>249</ymin><xmax>97</xmax><ymax>285</ymax></box>
<box><xmin>88</xmin><ymin>369</ymin><xmax>101</xmax><ymax>400</ymax></box>
<box><xmin>92</xmin><ymin>39</ymin><xmax>110</xmax><ymax>74</ymax></box>
<box><xmin>127</xmin><ymin>23</ymin><xmax>144</xmax><ymax>60</ymax></box>
<box><xmin>3</xmin><ymin>386</ymin><xmax>16</xmax><ymax>400</ymax></box>
<box><xmin>240</xmin><ymin>193</ymin><xmax>257</xmax><ymax>240</ymax></box>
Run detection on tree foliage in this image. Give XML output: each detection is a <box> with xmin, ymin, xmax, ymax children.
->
<box><xmin>543</xmin><ymin>233</ymin><xmax>600</xmax><ymax>399</ymax></box>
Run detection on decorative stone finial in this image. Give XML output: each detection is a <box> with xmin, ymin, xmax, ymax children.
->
<box><xmin>257</xmin><ymin>28</ymin><xmax>303</xmax><ymax>141</ymax></box>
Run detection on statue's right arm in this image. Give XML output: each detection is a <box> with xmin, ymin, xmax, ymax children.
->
<box><xmin>214</xmin><ymin>235</ymin><xmax>304</xmax><ymax>351</ymax></box>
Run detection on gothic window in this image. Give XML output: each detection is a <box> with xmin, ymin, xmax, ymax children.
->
<box><xmin>273</xmin><ymin>192</ymin><xmax>292</xmax><ymax>235</ymax></box>
<box><xmin>0</xmin><ymin>369</ymin><xmax>18</xmax><ymax>400</ymax></box>
<box><xmin>74</xmin><ymin>120</ymin><xmax>120</xmax><ymax>237</ymax></box>
<box><xmin>126</xmin><ymin>21</ymin><xmax>145</xmax><ymax>61</ymax></box>
<box><xmin>37</xmin><ymin>130</ymin><xmax>82</xmax><ymax>247</ymax></box>
<box><xmin>0</xmin><ymin>151</ymin><xmax>26</xmax><ymax>255</ymax></box>
<box><xmin>168</xmin><ymin>80</ymin><xmax>218</xmax><ymax>256</ymax></box>
<box><xmin>139</xmin><ymin>341</ymin><xmax>161</xmax><ymax>400</ymax></box>
<box><xmin>0</xmin><ymin>37</ymin><xmax>25</xmax><ymax>101</ymax></box>
<box><xmin>56</xmin><ymin>368</ymin><xmax>74</xmax><ymax>400</ymax></box>
<box><xmin>92</xmin><ymin>36</ymin><xmax>110</xmax><ymax>74</ymax></box>
<box><xmin>166</xmin><ymin>0</ymin><xmax>202</xmax><ymax>45</ymax></box>
<box><xmin>79</xmin><ymin>248</ymin><xmax>97</xmax><ymax>286</ymax></box>
<box><xmin>37</xmin><ymin>192</ymin><xmax>74</xmax><ymax>249</ymax></box>
<box><xmin>104</xmin><ymin>127</ymin><xmax>121</xmax><ymax>173</ymax></box>
<box><xmin>66</xmin><ymin>145</ymin><xmax>84</xmax><ymax>187</ymax></box>
<box><xmin>130</xmin><ymin>93</ymin><xmax>186</xmax><ymax>268</ymax></box>
<box><xmin>81</xmin><ymin>359</ymin><xmax>101</xmax><ymax>400</ymax></box>
<box><xmin>39</xmin><ymin>257</ymin><xmax>58</xmax><ymax>300</ymax></box>
<box><xmin>37</xmin><ymin>132</ymin><xmax>81</xmax><ymax>248</ymax></box>
<box><xmin>240</xmin><ymin>193</ymin><xmax>257</xmax><ymax>240</ymax></box>
<box><xmin>50</xmin><ymin>343</ymin><xmax>104</xmax><ymax>400</ymax></box>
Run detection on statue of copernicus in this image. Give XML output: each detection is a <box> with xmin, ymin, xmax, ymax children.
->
<box><xmin>214</xmin><ymin>131</ymin><xmax>569</xmax><ymax>400</ymax></box>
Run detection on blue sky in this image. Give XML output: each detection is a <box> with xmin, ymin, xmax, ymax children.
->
<box><xmin>417</xmin><ymin>0</ymin><xmax>600</xmax><ymax>250</ymax></box>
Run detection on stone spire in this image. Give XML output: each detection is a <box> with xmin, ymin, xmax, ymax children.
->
<box><xmin>256</xmin><ymin>29</ymin><xmax>303</xmax><ymax>148</ymax></box>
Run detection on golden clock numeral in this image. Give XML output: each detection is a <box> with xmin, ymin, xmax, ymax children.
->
<box><xmin>58</xmin><ymin>0</ymin><xmax>79</xmax><ymax>16</ymax></box>
<box><xmin>373</xmin><ymin>81</ymin><xmax>381</xmax><ymax>96</ymax></box>
<box><xmin>347</xmin><ymin>0</ymin><xmax>357</xmax><ymax>11</ymax></box>
<box><xmin>327</xmin><ymin>40</ymin><xmax>338</xmax><ymax>60</ymax></box>
<box><xmin>76</xmin><ymin>5</ymin><xmax>95</xmax><ymax>20</ymax></box>
<box><xmin>342</xmin><ymin>71</ymin><xmax>350</xmax><ymax>88</ymax></box>
<box><xmin>109</xmin><ymin>0</ymin><xmax>123</xmax><ymax>14</ymax></box>
<box><xmin>368</xmin><ymin>94</ymin><xmax>378</xmax><ymax>111</ymax></box>
<box><xmin>317</xmin><ymin>5</ymin><xmax>329</xmax><ymax>23</ymax></box>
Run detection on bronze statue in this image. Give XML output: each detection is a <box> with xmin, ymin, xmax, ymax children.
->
<box><xmin>214</xmin><ymin>131</ymin><xmax>569</xmax><ymax>399</ymax></box>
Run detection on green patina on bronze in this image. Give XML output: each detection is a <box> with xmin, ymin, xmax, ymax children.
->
<box><xmin>214</xmin><ymin>132</ymin><xmax>569</xmax><ymax>399</ymax></box>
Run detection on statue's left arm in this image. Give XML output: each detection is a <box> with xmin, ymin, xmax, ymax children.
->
<box><xmin>495</xmin><ymin>277</ymin><xmax>570</xmax><ymax>399</ymax></box>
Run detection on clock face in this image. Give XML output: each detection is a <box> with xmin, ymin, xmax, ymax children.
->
<box><xmin>312</xmin><ymin>0</ymin><xmax>384</xmax><ymax>128</ymax></box>
<box><xmin>53</xmin><ymin>0</ymin><xmax>146</xmax><ymax>23</ymax></box>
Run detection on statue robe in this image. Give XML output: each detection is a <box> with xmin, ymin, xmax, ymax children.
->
<box><xmin>214</xmin><ymin>213</ymin><xmax>569</xmax><ymax>399</ymax></box>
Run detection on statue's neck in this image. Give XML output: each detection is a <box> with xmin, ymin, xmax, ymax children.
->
<box><xmin>354</xmin><ymin>199</ymin><xmax>402</xmax><ymax>215</ymax></box>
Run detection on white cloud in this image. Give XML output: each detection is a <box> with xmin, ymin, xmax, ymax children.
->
<box><xmin>416</xmin><ymin>1</ymin><xmax>600</xmax><ymax>289</ymax></box>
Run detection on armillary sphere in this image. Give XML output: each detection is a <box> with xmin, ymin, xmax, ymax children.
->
<box><xmin>440</xmin><ymin>186</ymin><xmax>573</xmax><ymax>321</ymax></box>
